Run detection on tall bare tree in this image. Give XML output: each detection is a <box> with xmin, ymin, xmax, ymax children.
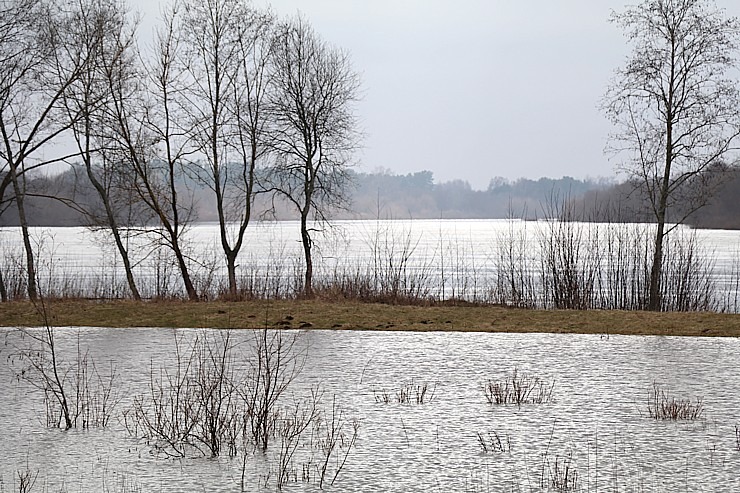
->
<box><xmin>0</xmin><ymin>1</ymin><xmax>35</xmax><ymax>218</ymax></box>
<box><xmin>266</xmin><ymin>16</ymin><xmax>360</xmax><ymax>297</ymax></box>
<box><xmin>226</xmin><ymin>7</ymin><xmax>275</xmax><ymax>298</ymax></box>
<box><xmin>130</xmin><ymin>2</ymin><xmax>200</xmax><ymax>300</ymax></box>
<box><xmin>59</xmin><ymin>0</ymin><xmax>143</xmax><ymax>300</ymax></box>
<box><xmin>0</xmin><ymin>0</ymin><xmax>40</xmax><ymax>301</ymax></box>
<box><xmin>0</xmin><ymin>0</ymin><xmax>91</xmax><ymax>300</ymax></box>
<box><xmin>177</xmin><ymin>0</ymin><xmax>274</xmax><ymax>299</ymax></box>
<box><xmin>604</xmin><ymin>0</ymin><xmax>740</xmax><ymax>310</ymax></box>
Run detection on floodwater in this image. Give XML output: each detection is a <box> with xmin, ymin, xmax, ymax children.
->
<box><xmin>2</xmin><ymin>327</ymin><xmax>740</xmax><ymax>492</ymax></box>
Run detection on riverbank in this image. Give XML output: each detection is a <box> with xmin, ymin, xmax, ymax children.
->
<box><xmin>1</xmin><ymin>299</ymin><xmax>740</xmax><ymax>337</ymax></box>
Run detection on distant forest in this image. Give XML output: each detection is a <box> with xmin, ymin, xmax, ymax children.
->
<box><xmin>3</xmin><ymin>166</ymin><xmax>740</xmax><ymax>229</ymax></box>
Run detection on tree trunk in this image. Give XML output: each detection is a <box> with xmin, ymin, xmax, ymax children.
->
<box><xmin>300</xmin><ymin>213</ymin><xmax>313</xmax><ymax>298</ymax></box>
<box><xmin>171</xmin><ymin>235</ymin><xmax>198</xmax><ymax>301</ymax></box>
<box><xmin>648</xmin><ymin>221</ymin><xmax>665</xmax><ymax>311</ymax></box>
<box><xmin>109</xmin><ymin>226</ymin><xmax>141</xmax><ymax>300</ymax></box>
<box><xmin>0</xmin><ymin>269</ymin><xmax>7</xmax><ymax>302</ymax></box>
<box><xmin>649</xmin><ymin>88</ymin><xmax>674</xmax><ymax>312</ymax></box>
<box><xmin>10</xmin><ymin>162</ymin><xmax>37</xmax><ymax>301</ymax></box>
<box><xmin>85</xmin><ymin>166</ymin><xmax>141</xmax><ymax>300</ymax></box>
<box><xmin>226</xmin><ymin>252</ymin><xmax>238</xmax><ymax>299</ymax></box>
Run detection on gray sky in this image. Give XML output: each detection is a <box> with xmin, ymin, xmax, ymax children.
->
<box><xmin>134</xmin><ymin>1</ymin><xmax>740</xmax><ymax>189</ymax></box>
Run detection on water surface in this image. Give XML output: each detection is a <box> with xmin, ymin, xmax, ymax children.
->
<box><xmin>2</xmin><ymin>328</ymin><xmax>739</xmax><ymax>492</ymax></box>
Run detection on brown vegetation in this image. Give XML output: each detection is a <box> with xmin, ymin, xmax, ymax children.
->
<box><xmin>1</xmin><ymin>299</ymin><xmax>739</xmax><ymax>337</ymax></box>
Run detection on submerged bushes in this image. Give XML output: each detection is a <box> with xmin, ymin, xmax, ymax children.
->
<box><xmin>121</xmin><ymin>329</ymin><xmax>359</xmax><ymax>490</ymax></box>
<box><xmin>483</xmin><ymin>368</ymin><xmax>555</xmax><ymax>407</ymax></box>
<box><xmin>6</xmin><ymin>304</ymin><xmax>120</xmax><ymax>430</ymax></box>
<box><xmin>6</xmin><ymin>324</ymin><xmax>360</xmax><ymax>491</ymax></box>
<box><xmin>647</xmin><ymin>383</ymin><xmax>704</xmax><ymax>421</ymax></box>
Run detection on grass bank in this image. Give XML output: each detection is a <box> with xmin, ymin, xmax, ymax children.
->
<box><xmin>1</xmin><ymin>300</ymin><xmax>739</xmax><ymax>337</ymax></box>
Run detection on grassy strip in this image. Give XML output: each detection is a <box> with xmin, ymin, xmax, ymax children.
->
<box><xmin>1</xmin><ymin>300</ymin><xmax>739</xmax><ymax>337</ymax></box>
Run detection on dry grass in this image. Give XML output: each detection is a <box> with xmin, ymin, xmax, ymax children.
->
<box><xmin>484</xmin><ymin>369</ymin><xmax>554</xmax><ymax>406</ymax></box>
<box><xmin>1</xmin><ymin>300</ymin><xmax>740</xmax><ymax>337</ymax></box>
<box><xmin>647</xmin><ymin>383</ymin><xmax>704</xmax><ymax>420</ymax></box>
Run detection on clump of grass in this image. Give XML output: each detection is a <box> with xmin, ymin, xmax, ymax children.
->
<box><xmin>397</xmin><ymin>380</ymin><xmax>436</xmax><ymax>404</ymax></box>
<box><xmin>544</xmin><ymin>452</ymin><xmax>579</xmax><ymax>492</ymax></box>
<box><xmin>476</xmin><ymin>430</ymin><xmax>511</xmax><ymax>453</ymax></box>
<box><xmin>373</xmin><ymin>380</ymin><xmax>436</xmax><ymax>405</ymax></box>
<box><xmin>16</xmin><ymin>468</ymin><xmax>38</xmax><ymax>493</ymax></box>
<box><xmin>647</xmin><ymin>382</ymin><xmax>704</xmax><ymax>420</ymax></box>
<box><xmin>483</xmin><ymin>368</ymin><xmax>554</xmax><ymax>407</ymax></box>
<box><xmin>372</xmin><ymin>388</ymin><xmax>392</xmax><ymax>404</ymax></box>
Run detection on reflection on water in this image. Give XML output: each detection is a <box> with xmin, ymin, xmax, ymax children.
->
<box><xmin>2</xmin><ymin>327</ymin><xmax>740</xmax><ymax>492</ymax></box>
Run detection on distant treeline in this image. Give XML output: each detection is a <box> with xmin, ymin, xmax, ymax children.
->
<box><xmin>3</xmin><ymin>166</ymin><xmax>740</xmax><ymax>229</ymax></box>
<box><xmin>351</xmin><ymin>171</ymin><xmax>611</xmax><ymax>220</ymax></box>
<box><xmin>355</xmin><ymin>168</ymin><xmax>740</xmax><ymax>229</ymax></box>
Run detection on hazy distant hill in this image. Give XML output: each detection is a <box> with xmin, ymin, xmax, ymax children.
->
<box><xmin>573</xmin><ymin>168</ymin><xmax>740</xmax><ymax>230</ymax></box>
<box><xmin>2</xmin><ymin>167</ymin><xmax>739</xmax><ymax>228</ymax></box>
<box><xmin>349</xmin><ymin>170</ymin><xmax>611</xmax><ymax>219</ymax></box>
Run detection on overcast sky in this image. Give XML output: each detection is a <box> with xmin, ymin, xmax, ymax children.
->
<box><xmin>134</xmin><ymin>1</ymin><xmax>740</xmax><ymax>189</ymax></box>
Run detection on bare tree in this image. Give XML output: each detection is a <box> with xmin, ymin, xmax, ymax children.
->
<box><xmin>604</xmin><ymin>0</ymin><xmax>740</xmax><ymax>310</ymax></box>
<box><xmin>227</xmin><ymin>8</ymin><xmax>275</xmax><ymax>298</ymax></box>
<box><xmin>0</xmin><ymin>0</ymin><xmax>88</xmax><ymax>300</ymax></box>
<box><xmin>177</xmin><ymin>0</ymin><xmax>274</xmax><ymax>299</ymax></box>
<box><xmin>0</xmin><ymin>0</ymin><xmax>40</xmax><ymax>220</ymax></box>
<box><xmin>126</xmin><ymin>2</ymin><xmax>200</xmax><ymax>300</ymax></box>
<box><xmin>266</xmin><ymin>16</ymin><xmax>360</xmax><ymax>297</ymax></box>
<box><xmin>59</xmin><ymin>0</ymin><xmax>202</xmax><ymax>301</ymax></box>
<box><xmin>59</xmin><ymin>0</ymin><xmax>143</xmax><ymax>300</ymax></box>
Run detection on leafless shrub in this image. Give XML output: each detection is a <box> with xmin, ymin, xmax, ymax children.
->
<box><xmin>241</xmin><ymin>328</ymin><xmax>305</xmax><ymax>452</ymax></box>
<box><xmin>476</xmin><ymin>430</ymin><xmax>511</xmax><ymax>454</ymax></box>
<box><xmin>124</xmin><ymin>333</ymin><xmax>199</xmax><ymax>457</ymax></box>
<box><xmin>6</xmin><ymin>301</ymin><xmax>119</xmax><ymax>429</ymax></box>
<box><xmin>275</xmin><ymin>392</ymin><xmax>321</xmax><ymax>490</ymax></box>
<box><xmin>313</xmin><ymin>396</ymin><xmax>360</xmax><ymax>489</ymax></box>
<box><xmin>270</xmin><ymin>391</ymin><xmax>360</xmax><ymax>490</ymax></box>
<box><xmin>541</xmin><ymin>450</ymin><xmax>580</xmax><ymax>492</ymax></box>
<box><xmin>192</xmin><ymin>332</ymin><xmax>240</xmax><ymax>457</ymax></box>
<box><xmin>484</xmin><ymin>368</ymin><xmax>554</xmax><ymax>407</ymax></box>
<box><xmin>0</xmin><ymin>252</ymin><xmax>27</xmax><ymax>301</ymax></box>
<box><xmin>373</xmin><ymin>380</ymin><xmax>436</xmax><ymax>405</ymax></box>
<box><xmin>490</xmin><ymin>216</ymin><xmax>537</xmax><ymax>308</ymax></box>
<box><xmin>539</xmin><ymin>196</ymin><xmax>600</xmax><ymax>310</ymax></box>
<box><xmin>124</xmin><ymin>331</ymin><xmax>240</xmax><ymax>458</ymax></box>
<box><xmin>372</xmin><ymin>387</ymin><xmax>391</xmax><ymax>404</ymax></box>
<box><xmin>8</xmin><ymin>466</ymin><xmax>38</xmax><ymax>493</ymax></box>
<box><xmin>72</xmin><ymin>353</ymin><xmax>120</xmax><ymax>429</ymax></box>
<box><xmin>647</xmin><ymin>382</ymin><xmax>704</xmax><ymax>421</ymax></box>
<box><xmin>434</xmin><ymin>231</ymin><xmax>484</xmax><ymax>302</ymax></box>
<box><xmin>660</xmin><ymin>232</ymin><xmax>716</xmax><ymax>312</ymax></box>
<box><xmin>234</xmin><ymin>244</ymin><xmax>293</xmax><ymax>300</ymax></box>
<box><xmin>596</xmin><ymin>220</ymin><xmax>651</xmax><ymax>311</ymax></box>
<box><xmin>316</xmin><ymin>222</ymin><xmax>437</xmax><ymax>304</ymax></box>
<box><xmin>122</xmin><ymin>326</ymin><xmax>321</xmax><ymax>488</ymax></box>
<box><xmin>397</xmin><ymin>380</ymin><xmax>436</xmax><ymax>405</ymax></box>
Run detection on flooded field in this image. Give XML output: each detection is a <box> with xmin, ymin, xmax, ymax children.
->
<box><xmin>2</xmin><ymin>327</ymin><xmax>739</xmax><ymax>492</ymax></box>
